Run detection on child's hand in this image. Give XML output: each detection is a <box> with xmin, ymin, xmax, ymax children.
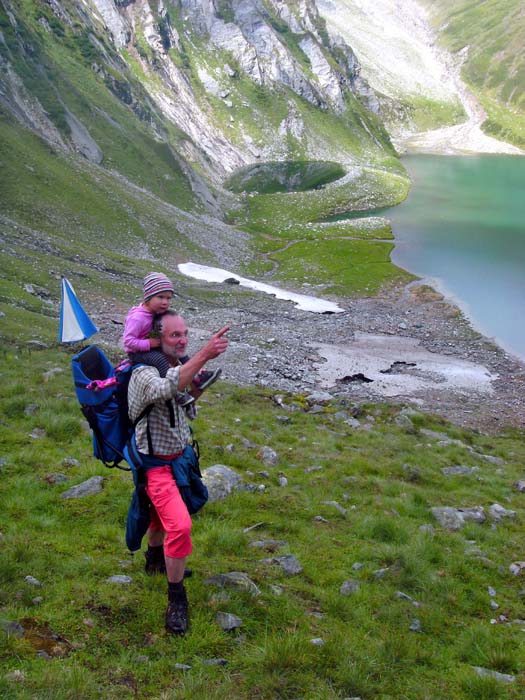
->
<box><xmin>149</xmin><ymin>338</ymin><xmax>161</xmax><ymax>349</ymax></box>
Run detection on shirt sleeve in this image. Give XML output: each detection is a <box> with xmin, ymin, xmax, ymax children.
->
<box><xmin>123</xmin><ymin>308</ymin><xmax>153</xmax><ymax>353</ymax></box>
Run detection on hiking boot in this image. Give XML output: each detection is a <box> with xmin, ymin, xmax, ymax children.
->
<box><xmin>192</xmin><ymin>368</ymin><xmax>222</xmax><ymax>392</ymax></box>
<box><xmin>175</xmin><ymin>391</ymin><xmax>195</xmax><ymax>407</ymax></box>
<box><xmin>165</xmin><ymin>588</ymin><xmax>189</xmax><ymax>636</ymax></box>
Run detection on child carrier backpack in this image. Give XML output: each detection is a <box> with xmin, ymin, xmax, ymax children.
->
<box><xmin>71</xmin><ymin>345</ymin><xmax>151</xmax><ymax>470</ymax></box>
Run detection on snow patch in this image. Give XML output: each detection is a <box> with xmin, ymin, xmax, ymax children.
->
<box><xmin>178</xmin><ymin>262</ymin><xmax>345</xmax><ymax>314</ymax></box>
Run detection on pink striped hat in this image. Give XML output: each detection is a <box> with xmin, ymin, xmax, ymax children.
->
<box><xmin>143</xmin><ymin>272</ymin><xmax>174</xmax><ymax>301</ymax></box>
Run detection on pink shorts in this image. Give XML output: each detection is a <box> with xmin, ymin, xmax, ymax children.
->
<box><xmin>145</xmin><ymin>465</ymin><xmax>192</xmax><ymax>559</ymax></box>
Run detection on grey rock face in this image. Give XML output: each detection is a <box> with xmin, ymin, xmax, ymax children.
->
<box><xmin>441</xmin><ymin>466</ymin><xmax>480</xmax><ymax>476</ymax></box>
<box><xmin>202</xmin><ymin>465</ymin><xmax>243</xmax><ymax>501</ymax></box>
<box><xmin>205</xmin><ymin>571</ymin><xmax>261</xmax><ymax>596</ymax></box>
<box><xmin>61</xmin><ymin>476</ymin><xmax>104</xmax><ymax>499</ymax></box>
<box><xmin>489</xmin><ymin>503</ymin><xmax>516</xmax><ymax>522</ymax></box>
<box><xmin>257</xmin><ymin>446</ymin><xmax>279</xmax><ymax>466</ymax></box>
<box><xmin>65</xmin><ymin>110</ymin><xmax>103</xmax><ymax>164</ymax></box>
<box><xmin>91</xmin><ymin>0</ymin><xmax>130</xmax><ymax>48</ymax></box>
<box><xmin>340</xmin><ymin>579</ymin><xmax>360</xmax><ymax>595</ymax></box>
<box><xmin>216</xmin><ymin>611</ymin><xmax>242</xmax><ymax>631</ymax></box>
<box><xmin>431</xmin><ymin>506</ymin><xmax>485</xmax><ymax>530</ymax></box>
<box><xmin>262</xmin><ymin>554</ymin><xmax>302</xmax><ymax>576</ymax></box>
<box><xmin>472</xmin><ymin>666</ymin><xmax>515</xmax><ymax>684</ymax></box>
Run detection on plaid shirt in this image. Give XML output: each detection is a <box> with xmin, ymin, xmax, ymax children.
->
<box><xmin>128</xmin><ymin>365</ymin><xmax>191</xmax><ymax>456</ymax></box>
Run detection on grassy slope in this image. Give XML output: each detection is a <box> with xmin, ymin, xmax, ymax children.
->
<box><xmin>423</xmin><ymin>0</ymin><xmax>525</xmax><ymax>146</ymax></box>
<box><xmin>0</xmin><ymin>345</ymin><xmax>524</xmax><ymax>699</ymax></box>
<box><xmin>1</xmin><ymin>2</ymin><xmax>198</xmax><ymax>209</ymax></box>
<box><xmin>230</xmin><ymin>166</ymin><xmax>414</xmax><ymax>296</ymax></box>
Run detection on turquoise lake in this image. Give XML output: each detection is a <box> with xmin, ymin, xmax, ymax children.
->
<box><xmin>387</xmin><ymin>154</ymin><xmax>525</xmax><ymax>361</ymax></box>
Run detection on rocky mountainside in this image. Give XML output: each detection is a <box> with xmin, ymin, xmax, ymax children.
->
<box><xmin>0</xmin><ymin>0</ymin><xmax>394</xmax><ymax>196</ymax></box>
<box><xmin>2</xmin><ymin>1</ymin><xmax>524</xmax><ymax>433</ymax></box>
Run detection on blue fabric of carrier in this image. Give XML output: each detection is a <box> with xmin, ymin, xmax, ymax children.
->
<box><xmin>72</xmin><ymin>345</ymin><xmax>126</xmax><ymax>466</ymax></box>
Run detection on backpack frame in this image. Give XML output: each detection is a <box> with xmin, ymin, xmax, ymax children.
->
<box><xmin>71</xmin><ymin>345</ymin><xmax>150</xmax><ymax>470</ymax></box>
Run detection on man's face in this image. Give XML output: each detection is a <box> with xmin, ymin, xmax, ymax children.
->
<box><xmin>160</xmin><ymin>315</ymin><xmax>188</xmax><ymax>361</ymax></box>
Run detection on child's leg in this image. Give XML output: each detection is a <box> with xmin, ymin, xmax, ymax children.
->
<box><xmin>129</xmin><ymin>350</ymin><xmax>171</xmax><ymax>377</ymax></box>
<box><xmin>130</xmin><ymin>351</ymin><xmax>194</xmax><ymax>405</ymax></box>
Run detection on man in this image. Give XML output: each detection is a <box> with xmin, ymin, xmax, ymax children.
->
<box><xmin>127</xmin><ymin>310</ymin><xmax>229</xmax><ymax>635</ymax></box>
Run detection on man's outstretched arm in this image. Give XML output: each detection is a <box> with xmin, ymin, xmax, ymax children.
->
<box><xmin>177</xmin><ymin>326</ymin><xmax>229</xmax><ymax>390</ymax></box>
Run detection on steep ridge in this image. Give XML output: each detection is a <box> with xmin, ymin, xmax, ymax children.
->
<box><xmin>319</xmin><ymin>0</ymin><xmax>524</xmax><ymax>153</ymax></box>
<box><xmin>0</xmin><ymin>0</ymin><xmax>394</xmax><ymax>190</ymax></box>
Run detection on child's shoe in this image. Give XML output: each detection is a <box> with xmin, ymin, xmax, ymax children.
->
<box><xmin>192</xmin><ymin>368</ymin><xmax>222</xmax><ymax>392</ymax></box>
<box><xmin>175</xmin><ymin>391</ymin><xmax>195</xmax><ymax>407</ymax></box>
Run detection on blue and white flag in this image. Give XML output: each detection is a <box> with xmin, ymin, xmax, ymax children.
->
<box><xmin>59</xmin><ymin>277</ymin><xmax>98</xmax><ymax>343</ymax></box>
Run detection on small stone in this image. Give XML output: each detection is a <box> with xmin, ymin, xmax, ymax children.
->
<box><xmin>43</xmin><ymin>368</ymin><xmax>63</xmax><ymax>382</ymax></box>
<box><xmin>174</xmin><ymin>663</ymin><xmax>192</xmax><ymax>671</ymax></box>
<box><xmin>304</xmin><ymin>465</ymin><xmax>323</xmax><ymax>474</ymax></box>
<box><xmin>340</xmin><ymin>579</ymin><xmax>360</xmax><ymax>596</ymax></box>
<box><xmin>5</xmin><ymin>669</ymin><xmax>25</xmax><ymax>682</ymax></box>
<box><xmin>106</xmin><ymin>575</ymin><xmax>132</xmax><ymax>584</ymax></box>
<box><xmin>61</xmin><ymin>476</ymin><xmax>104</xmax><ymax>499</ymax></box>
<box><xmin>396</xmin><ymin>591</ymin><xmax>419</xmax><ymax>607</ymax></box>
<box><xmin>205</xmin><ymin>572</ymin><xmax>261</xmax><ymax>596</ymax></box>
<box><xmin>216</xmin><ymin>611</ymin><xmax>242</xmax><ymax>631</ymax></box>
<box><xmin>61</xmin><ymin>457</ymin><xmax>80</xmax><ymax>468</ymax></box>
<box><xmin>442</xmin><ymin>466</ymin><xmax>480</xmax><ymax>476</ymax></box>
<box><xmin>489</xmin><ymin>504</ymin><xmax>516</xmax><ymax>522</ymax></box>
<box><xmin>0</xmin><ymin>620</ymin><xmax>25</xmax><ymax>637</ymax></box>
<box><xmin>257</xmin><ymin>446</ymin><xmax>279</xmax><ymax>466</ymax></box>
<box><xmin>29</xmin><ymin>428</ymin><xmax>46</xmax><ymax>440</ymax></box>
<box><xmin>262</xmin><ymin>554</ymin><xmax>302</xmax><ymax>576</ymax></box>
<box><xmin>374</xmin><ymin>568</ymin><xmax>389</xmax><ymax>579</ymax></box>
<box><xmin>310</xmin><ymin>637</ymin><xmax>325</xmax><ymax>645</ymax></box>
<box><xmin>409</xmin><ymin>619</ymin><xmax>422</xmax><ymax>632</ymax></box>
<box><xmin>322</xmin><ymin>501</ymin><xmax>347</xmax><ymax>515</ymax></box>
<box><xmin>472</xmin><ymin>666</ymin><xmax>515</xmax><ymax>683</ymax></box>
<box><xmin>24</xmin><ymin>576</ymin><xmax>42</xmax><ymax>587</ymax></box>
<box><xmin>510</xmin><ymin>562</ymin><xmax>525</xmax><ymax>576</ymax></box>
<box><xmin>45</xmin><ymin>473</ymin><xmax>68</xmax><ymax>484</ymax></box>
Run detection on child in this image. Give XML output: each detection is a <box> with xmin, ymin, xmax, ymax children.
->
<box><xmin>123</xmin><ymin>272</ymin><xmax>221</xmax><ymax>405</ymax></box>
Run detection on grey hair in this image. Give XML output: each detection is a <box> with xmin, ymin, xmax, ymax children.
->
<box><xmin>153</xmin><ymin>308</ymin><xmax>179</xmax><ymax>335</ymax></box>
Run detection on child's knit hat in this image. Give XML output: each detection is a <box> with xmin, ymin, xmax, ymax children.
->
<box><xmin>143</xmin><ymin>272</ymin><xmax>174</xmax><ymax>301</ymax></box>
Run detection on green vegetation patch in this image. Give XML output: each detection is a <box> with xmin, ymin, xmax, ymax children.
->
<box><xmin>233</xmin><ymin>167</ymin><xmax>410</xmax><ymax>232</ymax></box>
<box><xmin>267</xmin><ymin>238</ymin><xmax>414</xmax><ymax>296</ymax></box>
<box><xmin>0</xmin><ymin>345</ymin><xmax>524</xmax><ymax>698</ymax></box>
<box><xmin>228</xmin><ymin>166</ymin><xmax>411</xmax><ymax>295</ymax></box>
